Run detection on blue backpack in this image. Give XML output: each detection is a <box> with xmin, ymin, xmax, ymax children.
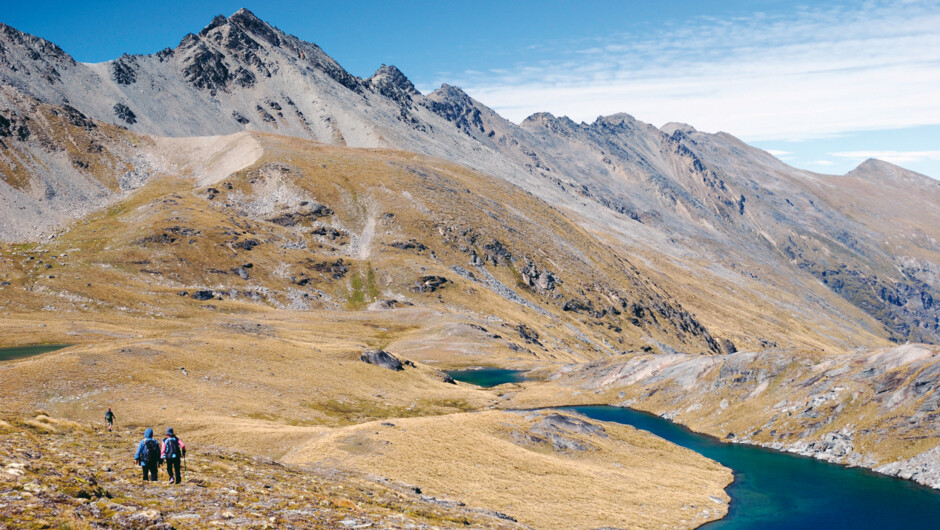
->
<box><xmin>163</xmin><ymin>437</ymin><xmax>181</xmax><ymax>460</ymax></box>
<box><xmin>140</xmin><ymin>438</ymin><xmax>160</xmax><ymax>465</ymax></box>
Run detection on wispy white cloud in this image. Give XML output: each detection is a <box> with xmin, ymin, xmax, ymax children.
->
<box><xmin>809</xmin><ymin>160</ymin><xmax>836</xmax><ymax>166</ymax></box>
<box><xmin>832</xmin><ymin>150</ymin><xmax>940</xmax><ymax>164</ymax></box>
<box><xmin>448</xmin><ymin>1</ymin><xmax>940</xmax><ymax>142</ymax></box>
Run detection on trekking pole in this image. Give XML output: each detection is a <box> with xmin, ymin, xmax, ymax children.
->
<box><xmin>183</xmin><ymin>454</ymin><xmax>187</xmax><ymax>482</ymax></box>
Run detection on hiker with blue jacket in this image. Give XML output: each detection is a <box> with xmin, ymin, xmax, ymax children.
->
<box><xmin>161</xmin><ymin>427</ymin><xmax>186</xmax><ymax>484</ymax></box>
<box><xmin>134</xmin><ymin>428</ymin><xmax>160</xmax><ymax>481</ymax></box>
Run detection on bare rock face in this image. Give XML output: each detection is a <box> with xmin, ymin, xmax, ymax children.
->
<box><xmin>538</xmin><ymin>413</ymin><xmax>607</xmax><ymax>437</ymax></box>
<box><xmin>359</xmin><ymin>350</ymin><xmax>404</xmax><ymax>371</ymax></box>
<box><xmin>367</xmin><ymin>64</ymin><xmax>420</xmax><ymax>105</ymax></box>
<box><xmin>511</xmin><ymin>413</ymin><xmax>609</xmax><ymax>453</ymax></box>
<box><xmin>876</xmin><ymin>446</ymin><xmax>940</xmax><ymax>489</ymax></box>
<box><xmin>110</xmin><ymin>55</ymin><xmax>138</xmax><ymax>85</ymax></box>
<box><xmin>112</xmin><ymin>103</ymin><xmax>137</xmax><ymax>124</ymax></box>
<box><xmin>520</xmin><ymin>259</ymin><xmax>556</xmax><ymax>291</ymax></box>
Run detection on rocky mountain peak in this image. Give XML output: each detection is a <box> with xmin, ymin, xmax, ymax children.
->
<box><xmin>227</xmin><ymin>8</ymin><xmax>282</xmax><ymax>47</ymax></box>
<box><xmin>847</xmin><ymin>158</ymin><xmax>937</xmax><ymax>186</ymax></box>
<box><xmin>591</xmin><ymin>113</ymin><xmax>642</xmax><ymax>132</ymax></box>
<box><xmin>0</xmin><ymin>23</ymin><xmax>73</xmax><ymax>64</ymax></box>
<box><xmin>852</xmin><ymin>158</ymin><xmax>898</xmax><ymax>174</ymax></box>
<box><xmin>429</xmin><ymin>83</ymin><xmax>472</xmax><ymax>103</ymax></box>
<box><xmin>195</xmin><ymin>9</ymin><xmax>282</xmax><ymax>47</ymax></box>
<box><xmin>661</xmin><ymin>122</ymin><xmax>697</xmax><ymax>136</ymax></box>
<box><xmin>199</xmin><ymin>15</ymin><xmax>229</xmax><ymax>36</ymax></box>
<box><xmin>521</xmin><ymin>112</ymin><xmax>558</xmax><ymax>126</ymax></box>
<box><xmin>367</xmin><ymin>64</ymin><xmax>419</xmax><ymax>103</ymax></box>
<box><xmin>231</xmin><ymin>7</ymin><xmax>263</xmax><ymax>22</ymax></box>
<box><xmin>424</xmin><ymin>84</ymin><xmax>490</xmax><ymax>134</ymax></box>
<box><xmin>520</xmin><ymin>112</ymin><xmax>577</xmax><ymax>133</ymax></box>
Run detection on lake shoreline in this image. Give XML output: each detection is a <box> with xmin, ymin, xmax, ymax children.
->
<box><xmin>450</xmin><ymin>368</ymin><xmax>940</xmax><ymax>528</ymax></box>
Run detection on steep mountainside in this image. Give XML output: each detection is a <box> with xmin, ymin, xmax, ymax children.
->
<box><xmin>0</xmin><ymin>9</ymin><xmax>934</xmax><ymax>345</ymax></box>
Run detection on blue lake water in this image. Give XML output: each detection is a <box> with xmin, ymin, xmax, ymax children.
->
<box><xmin>0</xmin><ymin>344</ymin><xmax>69</xmax><ymax>362</ymax></box>
<box><xmin>447</xmin><ymin>368</ymin><xmax>529</xmax><ymax>387</ymax></box>
<box><xmin>573</xmin><ymin>405</ymin><xmax>940</xmax><ymax>529</ymax></box>
<box><xmin>451</xmin><ymin>369</ymin><xmax>940</xmax><ymax>528</ymax></box>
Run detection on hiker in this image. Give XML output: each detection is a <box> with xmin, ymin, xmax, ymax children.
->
<box><xmin>134</xmin><ymin>428</ymin><xmax>160</xmax><ymax>481</ymax></box>
<box><xmin>105</xmin><ymin>408</ymin><xmax>115</xmax><ymax>432</ymax></box>
<box><xmin>161</xmin><ymin>427</ymin><xmax>187</xmax><ymax>484</ymax></box>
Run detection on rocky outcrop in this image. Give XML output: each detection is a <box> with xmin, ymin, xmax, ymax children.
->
<box><xmin>560</xmin><ymin>344</ymin><xmax>940</xmax><ymax>490</ymax></box>
<box><xmin>876</xmin><ymin>446</ymin><xmax>940</xmax><ymax>488</ymax></box>
<box><xmin>520</xmin><ymin>259</ymin><xmax>556</xmax><ymax>291</ymax></box>
<box><xmin>112</xmin><ymin>103</ymin><xmax>136</xmax><ymax>124</ymax></box>
<box><xmin>516</xmin><ymin>324</ymin><xmax>542</xmax><ymax>347</ymax></box>
<box><xmin>359</xmin><ymin>349</ymin><xmax>405</xmax><ymax>371</ymax></box>
<box><xmin>389</xmin><ymin>239</ymin><xmax>427</xmax><ymax>252</ymax></box>
<box><xmin>413</xmin><ymin>275</ymin><xmax>449</xmax><ymax>293</ymax></box>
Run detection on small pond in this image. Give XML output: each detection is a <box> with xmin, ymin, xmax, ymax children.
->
<box><xmin>447</xmin><ymin>368</ymin><xmax>529</xmax><ymax>387</ymax></box>
<box><xmin>0</xmin><ymin>344</ymin><xmax>69</xmax><ymax>362</ymax></box>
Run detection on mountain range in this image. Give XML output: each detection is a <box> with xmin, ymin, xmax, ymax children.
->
<box><xmin>1</xmin><ymin>9</ymin><xmax>935</xmax><ymax>347</ymax></box>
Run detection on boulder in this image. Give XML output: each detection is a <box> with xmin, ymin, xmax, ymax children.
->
<box><xmin>720</xmin><ymin>339</ymin><xmax>737</xmax><ymax>354</ymax></box>
<box><xmin>367</xmin><ymin>299</ymin><xmax>414</xmax><ymax>310</ymax></box>
<box><xmin>359</xmin><ymin>350</ymin><xmax>404</xmax><ymax>371</ymax></box>
<box><xmin>414</xmin><ymin>275</ymin><xmax>449</xmax><ymax>293</ymax></box>
<box><xmin>191</xmin><ymin>290</ymin><xmax>215</xmax><ymax>301</ymax></box>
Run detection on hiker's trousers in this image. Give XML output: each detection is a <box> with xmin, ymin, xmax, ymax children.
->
<box><xmin>166</xmin><ymin>457</ymin><xmax>181</xmax><ymax>484</ymax></box>
<box><xmin>142</xmin><ymin>462</ymin><xmax>158</xmax><ymax>481</ymax></box>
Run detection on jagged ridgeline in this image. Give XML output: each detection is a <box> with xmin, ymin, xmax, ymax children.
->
<box><xmin>0</xmin><ymin>7</ymin><xmax>937</xmax><ymax>350</ymax></box>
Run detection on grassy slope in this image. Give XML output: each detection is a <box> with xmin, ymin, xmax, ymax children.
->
<box><xmin>0</xmin><ymin>414</ymin><xmax>521</xmax><ymax>529</ymax></box>
<box><xmin>0</xmin><ymin>134</ymin><xmax>743</xmax><ymax>528</ymax></box>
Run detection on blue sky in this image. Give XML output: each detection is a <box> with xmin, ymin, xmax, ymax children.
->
<box><xmin>3</xmin><ymin>0</ymin><xmax>938</xmax><ymax>178</ymax></box>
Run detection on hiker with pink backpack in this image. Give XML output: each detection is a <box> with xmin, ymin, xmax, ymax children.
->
<box><xmin>161</xmin><ymin>427</ymin><xmax>187</xmax><ymax>484</ymax></box>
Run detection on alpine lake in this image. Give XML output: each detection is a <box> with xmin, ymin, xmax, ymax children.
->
<box><xmin>448</xmin><ymin>368</ymin><xmax>940</xmax><ymax>529</ymax></box>
<box><xmin>0</xmin><ymin>344</ymin><xmax>70</xmax><ymax>362</ymax></box>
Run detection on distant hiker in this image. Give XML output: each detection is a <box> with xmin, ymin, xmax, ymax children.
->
<box><xmin>105</xmin><ymin>408</ymin><xmax>115</xmax><ymax>432</ymax></box>
<box><xmin>161</xmin><ymin>427</ymin><xmax>187</xmax><ymax>484</ymax></box>
<box><xmin>134</xmin><ymin>428</ymin><xmax>160</xmax><ymax>481</ymax></box>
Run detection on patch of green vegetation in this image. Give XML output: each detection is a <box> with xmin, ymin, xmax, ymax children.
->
<box><xmin>508</xmin><ymin>261</ymin><xmax>531</xmax><ymax>290</ymax></box>
<box><xmin>346</xmin><ymin>262</ymin><xmax>380</xmax><ymax>310</ymax></box>
<box><xmin>430</xmin><ymin>398</ymin><xmax>474</xmax><ymax>411</ymax></box>
<box><xmin>303</xmin><ymin>397</ymin><xmax>475</xmax><ymax>426</ymax></box>
<box><xmin>11</xmin><ymin>243</ymin><xmax>36</xmax><ymax>252</ymax></box>
<box><xmin>245</xmin><ymin>411</ymin><xmax>281</xmax><ymax>422</ymax></box>
<box><xmin>365</xmin><ymin>266</ymin><xmax>379</xmax><ymax>300</ymax></box>
<box><xmin>105</xmin><ymin>203</ymin><xmax>127</xmax><ymax>218</ymax></box>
